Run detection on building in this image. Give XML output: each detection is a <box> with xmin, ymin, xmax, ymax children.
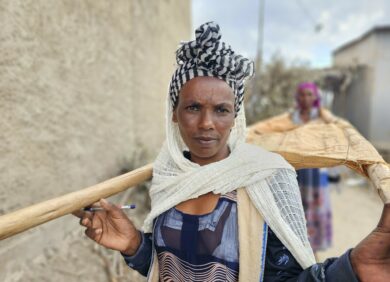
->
<box><xmin>332</xmin><ymin>26</ymin><xmax>390</xmax><ymax>157</ymax></box>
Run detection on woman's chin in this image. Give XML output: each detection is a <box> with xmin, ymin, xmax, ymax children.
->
<box><xmin>192</xmin><ymin>149</ymin><xmax>217</xmax><ymax>159</ymax></box>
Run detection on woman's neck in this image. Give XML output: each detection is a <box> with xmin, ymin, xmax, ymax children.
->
<box><xmin>299</xmin><ymin>108</ymin><xmax>312</xmax><ymax>123</ymax></box>
<box><xmin>189</xmin><ymin>146</ymin><xmax>231</xmax><ymax>166</ymax></box>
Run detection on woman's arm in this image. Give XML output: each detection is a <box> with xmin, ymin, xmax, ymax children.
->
<box><xmin>265</xmin><ymin>205</ymin><xmax>390</xmax><ymax>282</ymax></box>
<box><xmin>121</xmin><ymin>232</ymin><xmax>153</xmax><ymax>276</ymax></box>
<box><xmin>264</xmin><ymin>228</ymin><xmax>358</xmax><ymax>282</ymax></box>
<box><xmin>266</xmin><ymin>168</ymin><xmax>390</xmax><ymax>281</ymax></box>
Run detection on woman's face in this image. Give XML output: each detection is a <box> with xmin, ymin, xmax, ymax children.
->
<box><xmin>173</xmin><ymin>76</ymin><xmax>235</xmax><ymax>166</ymax></box>
<box><xmin>297</xmin><ymin>88</ymin><xmax>316</xmax><ymax>110</ymax></box>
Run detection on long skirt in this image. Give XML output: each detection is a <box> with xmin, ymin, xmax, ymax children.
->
<box><xmin>297</xmin><ymin>168</ymin><xmax>332</xmax><ymax>251</ymax></box>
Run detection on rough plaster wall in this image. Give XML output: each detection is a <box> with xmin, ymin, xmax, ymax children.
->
<box><xmin>0</xmin><ymin>0</ymin><xmax>190</xmax><ymax>281</ymax></box>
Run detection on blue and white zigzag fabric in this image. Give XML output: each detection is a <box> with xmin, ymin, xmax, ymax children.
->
<box><xmin>169</xmin><ymin>21</ymin><xmax>254</xmax><ymax>114</ymax></box>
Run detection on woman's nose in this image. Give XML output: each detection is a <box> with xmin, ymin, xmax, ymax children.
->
<box><xmin>199</xmin><ymin>110</ymin><xmax>214</xmax><ymax>130</ymax></box>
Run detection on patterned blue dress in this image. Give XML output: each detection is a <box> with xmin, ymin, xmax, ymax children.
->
<box><xmin>292</xmin><ymin>108</ymin><xmax>333</xmax><ymax>251</ymax></box>
<box><xmin>122</xmin><ymin>189</ymin><xmax>357</xmax><ymax>281</ymax></box>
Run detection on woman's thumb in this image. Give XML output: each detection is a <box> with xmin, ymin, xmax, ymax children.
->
<box><xmin>100</xmin><ymin>199</ymin><xmax>115</xmax><ymax>211</ymax></box>
<box><xmin>99</xmin><ymin>199</ymin><xmax>125</xmax><ymax>217</ymax></box>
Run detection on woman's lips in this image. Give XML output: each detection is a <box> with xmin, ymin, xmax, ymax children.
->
<box><xmin>195</xmin><ymin>137</ymin><xmax>217</xmax><ymax>146</ymax></box>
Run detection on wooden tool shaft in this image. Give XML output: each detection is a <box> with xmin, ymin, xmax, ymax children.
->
<box><xmin>0</xmin><ymin>158</ymin><xmax>388</xmax><ymax>241</ymax></box>
<box><xmin>0</xmin><ymin>164</ymin><xmax>153</xmax><ymax>240</ymax></box>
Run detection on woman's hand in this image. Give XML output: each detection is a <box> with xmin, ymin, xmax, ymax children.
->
<box><xmin>73</xmin><ymin>199</ymin><xmax>141</xmax><ymax>256</ymax></box>
<box><xmin>350</xmin><ymin>204</ymin><xmax>390</xmax><ymax>282</ymax></box>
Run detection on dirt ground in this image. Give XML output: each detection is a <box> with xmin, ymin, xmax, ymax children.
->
<box><xmin>317</xmin><ymin>171</ymin><xmax>383</xmax><ymax>262</ymax></box>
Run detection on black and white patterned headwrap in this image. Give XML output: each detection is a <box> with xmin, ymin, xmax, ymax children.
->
<box><xmin>169</xmin><ymin>22</ymin><xmax>254</xmax><ymax>114</ymax></box>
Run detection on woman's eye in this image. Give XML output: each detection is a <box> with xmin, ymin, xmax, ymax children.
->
<box><xmin>216</xmin><ymin>106</ymin><xmax>229</xmax><ymax>113</ymax></box>
<box><xmin>186</xmin><ymin>105</ymin><xmax>200</xmax><ymax>111</ymax></box>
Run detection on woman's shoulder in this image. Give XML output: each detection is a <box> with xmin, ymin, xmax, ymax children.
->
<box><xmin>266</xmin><ymin>168</ymin><xmax>299</xmax><ymax>190</ymax></box>
<box><xmin>241</xmin><ymin>143</ymin><xmax>289</xmax><ymax>161</ymax></box>
<box><xmin>241</xmin><ymin>143</ymin><xmax>294</xmax><ymax>171</ymax></box>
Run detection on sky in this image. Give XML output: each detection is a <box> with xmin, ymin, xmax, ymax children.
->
<box><xmin>192</xmin><ymin>0</ymin><xmax>390</xmax><ymax>68</ymax></box>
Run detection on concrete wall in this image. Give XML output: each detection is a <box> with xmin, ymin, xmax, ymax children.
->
<box><xmin>332</xmin><ymin>66</ymin><xmax>373</xmax><ymax>139</ymax></box>
<box><xmin>0</xmin><ymin>0</ymin><xmax>190</xmax><ymax>281</ymax></box>
<box><xmin>333</xmin><ymin>33</ymin><xmax>377</xmax><ymax>66</ymax></box>
<box><xmin>333</xmin><ymin>31</ymin><xmax>390</xmax><ymax>144</ymax></box>
<box><xmin>370</xmin><ymin>34</ymin><xmax>390</xmax><ymax>143</ymax></box>
<box><xmin>333</xmin><ymin>34</ymin><xmax>375</xmax><ymax>138</ymax></box>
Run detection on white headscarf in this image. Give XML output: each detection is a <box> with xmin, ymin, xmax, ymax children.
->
<box><xmin>143</xmin><ymin>22</ymin><xmax>316</xmax><ymax>269</ymax></box>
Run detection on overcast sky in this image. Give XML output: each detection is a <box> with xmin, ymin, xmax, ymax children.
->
<box><xmin>192</xmin><ymin>0</ymin><xmax>390</xmax><ymax>68</ymax></box>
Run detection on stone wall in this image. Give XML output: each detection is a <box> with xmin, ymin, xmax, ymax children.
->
<box><xmin>0</xmin><ymin>0</ymin><xmax>190</xmax><ymax>281</ymax></box>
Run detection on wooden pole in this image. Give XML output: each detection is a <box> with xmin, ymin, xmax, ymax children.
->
<box><xmin>0</xmin><ymin>163</ymin><xmax>153</xmax><ymax>240</ymax></box>
<box><xmin>367</xmin><ymin>163</ymin><xmax>390</xmax><ymax>204</ymax></box>
<box><xmin>0</xmin><ymin>152</ymin><xmax>388</xmax><ymax>241</ymax></box>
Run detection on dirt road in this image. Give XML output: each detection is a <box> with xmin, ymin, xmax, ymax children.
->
<box><xmin>317</xmin><ymin>175</ymin><xmax>383</xmax><ymax>262</ymax></box>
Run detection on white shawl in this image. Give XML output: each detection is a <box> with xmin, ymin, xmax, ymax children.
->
<box><xmin>143</xmin><ymin>96</ymin><xmax>316</xmax><ymax>268</ymax></box>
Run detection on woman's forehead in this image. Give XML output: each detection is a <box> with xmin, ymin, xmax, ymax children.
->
<box><xmin>179</xmin><ymin>77</ymin><xmax>234</xmax><ymax>101</ymax></box>
<box><xmin>299</xmin><ymin>88</ymin><xmax>314</xmax><ymax>95</ymax></box>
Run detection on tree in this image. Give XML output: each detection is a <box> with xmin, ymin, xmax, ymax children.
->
<box><xmin>245</xmin><ymin>54</ymin><xmax>316</xmax><ymax>124</ymax></box>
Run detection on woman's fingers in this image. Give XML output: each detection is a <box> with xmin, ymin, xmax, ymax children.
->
<box><xmin>85</xmin><ymin>227</ymin><xmax>103</xmax><ymax>241</ymax></box>
<box><xmin>74</xmin><ymin>199</ymin><xmax>132</xmax><ymax>245</ymax></box>
<box><xmin>73</xmin><ymin>210</ymin><xmax>95</xmax><ymax>228</ymax></box>
<box><xmin>81</xmin><ymin>210</ymin><xmax>93</xmax><ymax>222</ymax></box>
<box><xmin>72</xmin><ymin>201</ymin><xmax>101</xmax><ymax>218</ymax></box>
<box><xmin>72</xmin><ymin>210</ymin><xmax>84</xmax><ymax>219</ymax></box>
<box><xmin>80</xmin><ymin>217</ymin><xmax>93</xmax><ymax>228</ymax></box>
<box><xmin>99</xmin><ymin>199</ymin><xmax>116</xmax><ymax>213</ymax></box>
<box><xmin>99</xmin><ymin>199</ymin><xmax>124</xmax><ymax>218</ymax></box>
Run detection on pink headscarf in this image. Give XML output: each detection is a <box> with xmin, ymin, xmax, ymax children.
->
<box><xmin>295</xmin><ymin>82</ymin><xmax>321</xmax><ymax>108</ymax></box>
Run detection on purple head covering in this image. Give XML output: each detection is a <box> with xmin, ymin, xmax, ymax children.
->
<box><xmin>295</xmin><ymin>82</ymin><xmax>321</xmax><ymax>108</ymax></box>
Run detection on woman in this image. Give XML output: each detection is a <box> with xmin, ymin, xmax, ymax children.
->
<box><xmin>74</xmin><ymin>22</ymin><xmax>390</xmax><ymax>282</ymax></box>
<box><xmin>292</xmin><ymin>82</ymin><xmax>333</xmax><ymax>254</ymax></box>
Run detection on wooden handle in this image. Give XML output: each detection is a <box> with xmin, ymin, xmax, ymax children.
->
<box><xmin>1</xmin><ymin>156</ymin><xmax>388</xmax><ymax>241</ymax></box>
<box><xmin>367</xmin><ymin>163</ymin><xmax>390</xmax><ymax>204</ymax></box>
<box><xmin>0</xmin><ymin>163</ymin><xmax>153</xmax><ymax>240</ymax></box>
